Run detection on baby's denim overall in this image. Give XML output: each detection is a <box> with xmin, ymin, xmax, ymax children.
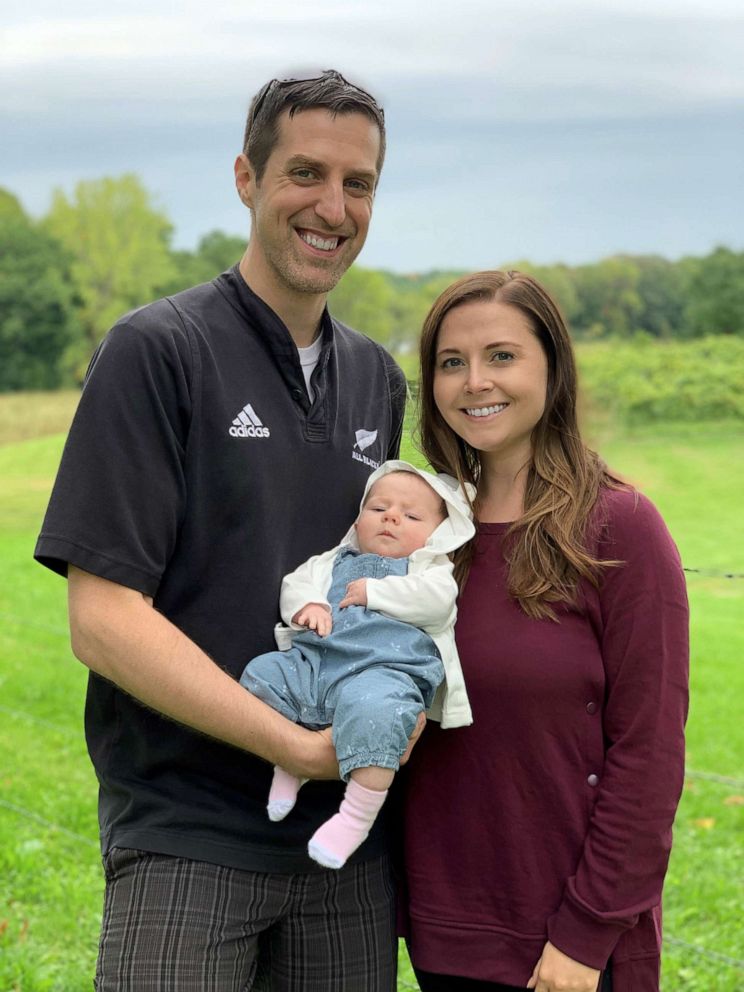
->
<box><xmin>241</xmin><ymin>549</ymin><xmax>445</xmax><ymax>780</ymax></box>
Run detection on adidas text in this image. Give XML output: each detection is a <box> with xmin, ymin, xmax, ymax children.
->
<box><xmin>229</xmin><ymin>424</ymin><xmax>270</xmax><ymax>438</ymax></box>
<box><xmin>229</xmin><ymin>402</ymin><xmax>270</xmax><ymax>438</ymax></box>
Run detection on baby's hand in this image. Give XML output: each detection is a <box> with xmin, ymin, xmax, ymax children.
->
<box><xmin>293</xmin><ymin>603</ymin><xmax>332</xmax><ymax>637</ymax></box>
<box><xmin>339</xmin><ymin>579</ymin><xmax>368</xmax><ymax>609</ymax></box>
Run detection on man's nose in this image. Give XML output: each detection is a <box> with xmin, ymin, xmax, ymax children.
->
<box><xmin>314</xmin><ymin>181</ymin><xmax>347</xmax><ymax>229</ymax></box>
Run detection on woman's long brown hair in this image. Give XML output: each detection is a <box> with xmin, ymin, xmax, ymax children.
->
<box><xmin>418</xmin><ymin>271</ymin><xmax>621</xmax><ymax>620</ymax></box>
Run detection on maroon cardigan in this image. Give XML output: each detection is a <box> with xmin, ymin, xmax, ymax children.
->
<box><xmin>402</xmin><ymin>487</ymin><xmax>689</xmax><ymax>991</ymax></box>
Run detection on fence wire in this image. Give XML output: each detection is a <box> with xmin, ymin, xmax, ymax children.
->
<box><xmin>0</xmin><ymin>797</ymin><xmax>98</xmax><ymax>848</ymax></box>
<box><xmin>661</xmin><ymin>937</ymin><xmax>744</xmax><ymax>971</ymax></box>
<box><xmin>683</xmin><ymin>567</ymin><xmax>744</xmax><ymax>579</ymax></box>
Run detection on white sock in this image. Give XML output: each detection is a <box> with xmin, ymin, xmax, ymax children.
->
<box><xmin>267</xmin><ymin>766</ymin><xmax>307</xmax><ymax>822</ymax></box>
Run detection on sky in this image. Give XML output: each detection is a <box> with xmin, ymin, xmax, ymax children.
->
<box><xmin>2</xmin><ymin>0</ymin><xmax>743</xmax><ymax>273</ymax></box>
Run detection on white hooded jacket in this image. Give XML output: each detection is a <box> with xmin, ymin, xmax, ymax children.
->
<box><xmin>274</xmin><ymin>460</ymin><xmax>476</xmax><ymax>728</ymax></box>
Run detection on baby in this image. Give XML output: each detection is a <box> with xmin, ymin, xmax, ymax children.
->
<box><xmin>240</xmin><ymin>460</ymin><xmax>474</xmax><ymax>868</ymax></box>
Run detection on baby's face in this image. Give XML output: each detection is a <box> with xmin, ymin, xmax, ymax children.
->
<box><xmin>355</xmin><ymin>472</ymin><xmax>445</xmax><ymax>559</ymax></box>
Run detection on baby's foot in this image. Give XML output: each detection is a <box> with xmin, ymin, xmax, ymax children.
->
<box><xmin>267</xmin><ymin>766</ymin><xmax>306</xmax><ymax>822</ymax></box>
<box><xmin>308</xmin><ymin>779</ymin><xmax>387</xmax><ymax>868</ymax></box>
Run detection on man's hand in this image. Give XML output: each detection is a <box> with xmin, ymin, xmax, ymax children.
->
<box><xmin>293</xmin><ymin>603</ymin><xmax>332</xmax><ymax>637</ymax></box>
<box><xmin>339</xmin><ymin>579</ymin><xmax>368</xmax><ymax>609</ymax></box>
<box><xmin>400</xmin><ymin>711</ymin><xmax>426</xmax><ymax>765</ymax></box>
<box><xmin>527</xmin><ymin>941</ymin><xmax>601</xmax><ymax>992</ymax></box>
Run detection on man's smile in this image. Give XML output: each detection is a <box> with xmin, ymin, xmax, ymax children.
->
<box><xmin>295</xmin><ymin>226</ymin><xmax>353</xmax><ymax>257</ymax></box>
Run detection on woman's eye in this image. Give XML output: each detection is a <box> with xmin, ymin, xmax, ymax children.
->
<box><xmin>491</xmin><ymin>351</ymin><xmax>514</xmax><ymax>363</ymax></box>
<box><xmin>440</xmin><ymin>357</ymin><xmax>464</xmax><ymax>369</ymax></box>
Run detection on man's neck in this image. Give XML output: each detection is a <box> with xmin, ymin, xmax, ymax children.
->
<box><xmin>238</xmin><ymin>252</ymin><xmax>326</xmax><ymax>349</ymax></box>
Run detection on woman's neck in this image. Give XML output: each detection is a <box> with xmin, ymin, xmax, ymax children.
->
<box><xmin>476</xmin><ymin>455</ymin><xmax>531</xmax><ymax>523</ymax></box>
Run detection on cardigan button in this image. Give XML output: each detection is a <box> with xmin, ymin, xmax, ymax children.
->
<box><xmin>586</xmin><ymin>701</ymin><xmax>597</xmax><ymax>715</ymax></box>
<box><xmin>291</xmin><ymin>388</ymin><xmax>304</xmax><ymax>400</ymax></box>
<box><xmin>587</xmin><ymin>774</ymin><xmax>599</xmax><ymax>787</ymax></box>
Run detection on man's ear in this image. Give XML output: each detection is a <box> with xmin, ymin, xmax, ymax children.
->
<box><xmin>234</xmin><ymin>153</ymin><xmax>255</xmax><ymax>208</ymax></box>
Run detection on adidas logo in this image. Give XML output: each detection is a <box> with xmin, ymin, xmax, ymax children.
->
<box><xmin>229</xmin><ymin>403</ymin><xmax>271</xmax><ymax>438</ymax></box>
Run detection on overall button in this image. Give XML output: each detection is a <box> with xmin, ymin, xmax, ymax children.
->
<box><xmin>586</xmin><ymin>701</ymin><xmax>597</xmax><ymax>715</ymax></box>
<box><xmin>587</xmin><ymin>774</ymin><xmax>599</xmax><ymax>787</ymax></box>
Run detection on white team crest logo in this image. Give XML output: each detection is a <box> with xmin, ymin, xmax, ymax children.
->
<box><xmin>352</xmin><ymin>427</ymin><xmax>380</xmax><ymax>468</ymax></box>
<box><xmin>354</xmin><ymin>429</ymin><xmax>378</xmax><ymax>452</ymax></box>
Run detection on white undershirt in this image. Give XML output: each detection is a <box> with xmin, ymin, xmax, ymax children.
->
<box><xmin>296</xmin><ymin>336</ymin><xmax>323</xmax><ymax>403</ymax></box>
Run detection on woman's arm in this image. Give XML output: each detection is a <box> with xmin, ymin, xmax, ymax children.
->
<box><xmin>546</xmin><ymin>491</ymin><xmax>689</xmax><ymax>973</ymax></box>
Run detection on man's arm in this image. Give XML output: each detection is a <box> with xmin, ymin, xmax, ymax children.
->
<box><xmin>68</xmin><ymin>567</ymin><xmax>338</xmax><ymax>779</ymax></box>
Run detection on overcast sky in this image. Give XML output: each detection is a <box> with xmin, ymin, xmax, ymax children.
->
<box><xmin>2</xmin><ymin>0</ymin><xmax>743</xmax><ymax>272</ymax></box>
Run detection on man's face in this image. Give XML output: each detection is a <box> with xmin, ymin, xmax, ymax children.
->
<box><xmin>236</xmin><ymin>108</ymin><xmax>381</xmax><ymax>297</ymax></box>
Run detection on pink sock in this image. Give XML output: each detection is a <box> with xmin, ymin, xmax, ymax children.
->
<box><xmin>307</xmin><ymin>779</ymin><xmax>388</xmax><ymax>869</ymax></box>
<box><xmin>267</xmin><ymin>766</ymin><xmax>306</xmax><ymax>822</ymax></box>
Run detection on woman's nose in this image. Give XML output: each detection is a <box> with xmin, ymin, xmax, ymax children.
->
<box><xmin>465</xmin><ymin>364</ymin><xmax>493</xmax><ymax>392</ymax></box>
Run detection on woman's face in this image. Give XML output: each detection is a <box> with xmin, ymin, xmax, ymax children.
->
<box><xmin>432</xmin><ymin>299</ymin><xmax>549</xmax><ymax>468</ymax></box>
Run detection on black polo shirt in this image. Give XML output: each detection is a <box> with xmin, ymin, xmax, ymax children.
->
<box><xmin>35</xmin><ymin>266</ymin><xmax>407</xmax><ymax>872</ymax></box>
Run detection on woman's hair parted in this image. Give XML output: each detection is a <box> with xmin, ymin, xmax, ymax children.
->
<box><xmin>418</xmin><ymin>270</ymin><xmax>622</xmax><ymax>620</ymax></box>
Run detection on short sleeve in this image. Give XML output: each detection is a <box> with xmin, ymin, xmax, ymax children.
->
<box><xmin>381</xmin><ymin>348</ymin><xmax>407</xmax><ymax>460</ymax></box>
<box><xmin>35</xmin><ymin>304</ymin><xmax>194</xmax><ymax>597</ymax></box>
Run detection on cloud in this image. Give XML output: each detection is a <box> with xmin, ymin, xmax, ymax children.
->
<box><xmin>3</xmin><ymin>0</ymin><xmax>743</xmax><ymax>122</ymax></box>
<box><xmin>3</xmin><ymin>1</ymin><xmax>742</xmax><ymax>268</ymax></box>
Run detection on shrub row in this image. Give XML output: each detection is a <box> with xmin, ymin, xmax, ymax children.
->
<box><xmin>576</xmin><ymin>335</ymin><xmax>744</xmax><ymax>424</ymax></box>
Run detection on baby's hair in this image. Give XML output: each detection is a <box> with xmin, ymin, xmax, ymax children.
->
<box><xmin>364</xmin><ymin>471</ymin><xmax>447</xmax><ymax>519</ymax></box>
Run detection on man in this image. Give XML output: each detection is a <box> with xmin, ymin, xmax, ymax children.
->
<box><xmin>35</xmin><ymin>71</ymin><xmax>408</xmax><ymax>991</ymax></box>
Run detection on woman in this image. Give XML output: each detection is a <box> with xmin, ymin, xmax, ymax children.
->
<box><xmin>402</xmin><ymin>272</ymin><xmax>689</xmax><ymax>992</ymax></box>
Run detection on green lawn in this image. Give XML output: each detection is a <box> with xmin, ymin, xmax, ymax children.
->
<box><xmin>1</xmin><ymin>400</ymin><xmax>742</xmax><ymax>990</ymax></box>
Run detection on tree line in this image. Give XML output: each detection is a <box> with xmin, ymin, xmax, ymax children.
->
<box><xmin>2</xmin><ymin>175</ymin><xmax>743</xmax><ymax>392</ymax></box>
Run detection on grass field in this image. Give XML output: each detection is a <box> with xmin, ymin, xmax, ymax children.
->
<box><xmin>0</xmin><ymin>392</ymin><xmax>742</xmax><ymax>991</ymax></box>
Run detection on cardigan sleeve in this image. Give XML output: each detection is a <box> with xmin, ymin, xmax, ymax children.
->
<box><xmin>365</xmin><ymin>561</ymin><xmax>458</xmax><ymax>634</ymax></box>
<box><xmin>278</xmin><ymin>548</ymin><xmax>337</xmax><ymax>628</ymax></box>
<box><xmin>547</xmin><ymin>490</ymin><xmax>689</xmax><ymax>968</ymax></box>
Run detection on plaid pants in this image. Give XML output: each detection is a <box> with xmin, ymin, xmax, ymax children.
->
<box><xmin>95</xmin><ymin>848</ymin><xmax>397</xmax><ymax>991</ymax></box>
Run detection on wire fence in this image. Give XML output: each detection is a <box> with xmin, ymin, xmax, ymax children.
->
<box><xmin>682</xmin><ymin>567</ymin><xmax>744</xmax><ymax>579</ymax></box>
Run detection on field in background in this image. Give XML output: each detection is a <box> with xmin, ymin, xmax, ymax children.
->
<box><xmin>1</xmin><ymin>394</ymin><xmax>742</xmax><ymax>991</ymax></box>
